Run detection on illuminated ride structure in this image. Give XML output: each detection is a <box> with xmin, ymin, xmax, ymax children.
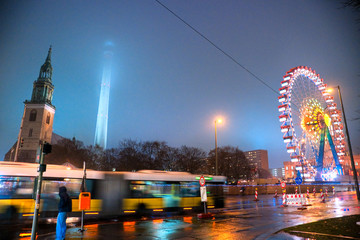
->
<box><xmin>278</xmin><ymin>66</ymin><xmax>345</xmax><ymax>181</ymax></box>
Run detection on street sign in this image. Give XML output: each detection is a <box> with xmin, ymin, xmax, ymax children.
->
<box><xmin>295</xmin><ymin>177</ymin><xmax>302</xmax><ymax>185</ymax></box>
<box><xmin>199</xmin><ymin>176</ymin><xmax>206</xmax><ymax>186</ymax></box>
<box><xmin>281</xmin><ymin>181</ymin><xmax>286</xmax><ymax>188</ymax></box>
<box><xmin>200</xmin><ymin>186</ymin><xmax>207</xmax><ymax>202</ymax></box>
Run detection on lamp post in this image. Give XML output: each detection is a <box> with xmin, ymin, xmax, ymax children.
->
<box><xmin>333</xmin><ymin>86</ymin><xmax>360</xmax><ymax>200</ymax></box>
<box><xmin>215</xmin><ymin>119</ymin><xmax>222</xmax><ymax>175</ymax></box>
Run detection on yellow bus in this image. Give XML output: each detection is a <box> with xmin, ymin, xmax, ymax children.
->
<box><xmin>0</xmin><ymin>162</ymin><xmax>226</xmax><ymax>222</ymax></box>
<box><xmin>0</xmin><ymin>161</ymin><xmax>103</xmax><ymax>222</ymax></box>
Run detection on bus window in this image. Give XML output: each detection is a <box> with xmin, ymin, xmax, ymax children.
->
<box><xmin>129</xmin><ymin>181</ymin><xmax>155</xmax><ymax>198</ymax></box>
<box><xmin>0</xmin><ymin>176</ymin><xmax>34</xmax><ymax>199</ymax></box>
<box><xmin>41</xmin><ymin>178</ymin><xmax>82</xmax><ymax>198</ymax></box>
<box><xmin>129</xmin><ymin>181</ymin><xmax>182</xmax><ymax>198</ymax></box>
<box><xmin>180</xmin><ymin>182</ymin><xmax>199</xmax><ymax>197</ymax></box>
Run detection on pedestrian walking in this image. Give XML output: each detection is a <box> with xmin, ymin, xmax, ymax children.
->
<box><xmin>56</xmin><ymin>186</ymin><xmax>72</xmax><ymax>240</ymax></box>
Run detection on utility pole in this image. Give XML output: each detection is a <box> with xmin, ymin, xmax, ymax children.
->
<box><xmin>337</xmin><ymin>86</ymin><xmax>360</xmax><ymax>201</ymax></box>
<box><xmin>31</xmin><ymin>142</ymin><xmax>52</xmax><ymax>240</ymax></box>
<box><xmin>215</xmin><ymin>120</ymin><xmax>218</xmax><ymax>176</ymax></box>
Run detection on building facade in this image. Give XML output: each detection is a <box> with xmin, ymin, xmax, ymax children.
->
<box><xmin>244</xmin><ymin>149</ymin><xmax>269</xmax><ymax>173</ymax></box>
<box><xmin>283</xmin><ymin>161</ymin><xmax>298</xmax><ymax>179</ymax></box>
<box><xmin>342</xmin><ymin>154</ymin><xmax>360</xmax><ymax>176</ymax></box>
<box><xmin>11</xmin><ymin>47</ymin><xmax>55</xmax><ymax>162</ymax></box>
<box><xmin>270</xmin><ymin>167</ymin><xmax>285</xmax><ymax>179</ymax></box>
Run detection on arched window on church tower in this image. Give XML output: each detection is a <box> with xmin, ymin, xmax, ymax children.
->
<box><xmin>46</xmin><ymin>113</ymin><xmax>51</xmax><ymax>124</ymax></box>
<box><xmin>29</xmin><ymin>110</ymin><xmax>37</xmax><ymax>121</ymax></box>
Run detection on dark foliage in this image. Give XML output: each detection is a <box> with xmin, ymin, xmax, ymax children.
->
<box><xmin>45</xmin><ymin>138</ymin><xmax>260</xmax><ymax>181</ymax></box>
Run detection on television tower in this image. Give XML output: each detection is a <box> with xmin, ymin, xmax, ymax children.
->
<box><xmin>94</xmin><ymin>44</ymin><xmax>113</xmax><ymax>149</ymax></box>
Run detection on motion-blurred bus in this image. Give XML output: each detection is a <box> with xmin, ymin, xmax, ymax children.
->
<box><xmin>0</xmin><ymin>162</ymin><xmax>226</xmax><ymax>222</ymax></box>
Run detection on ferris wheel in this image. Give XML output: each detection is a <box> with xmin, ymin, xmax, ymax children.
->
<box><xmin>278</xmin><ymin>66</ymin><xmax>345</xmax><ymax>181</ymax></box>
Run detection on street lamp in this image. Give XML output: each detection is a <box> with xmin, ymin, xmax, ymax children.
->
<box><xmin>329</xmin><ymin>86</ymin><xmax>360</xmax><ymax>201</ymax></box>
<box><xmin>215</xmin><ymin>119</ymin><xmax>222</xmax><ymax>175</ymax></box>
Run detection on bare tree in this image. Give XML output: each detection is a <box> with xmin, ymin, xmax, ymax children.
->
<box><xmin>207</xmin><ymin>146</ymin><xmax>251</xmax><ymax>182</ymax></box>
<box><xmin>177</xmin><ymin>146</ymin><xmax>206</xmax><ymax>173</ymax></box>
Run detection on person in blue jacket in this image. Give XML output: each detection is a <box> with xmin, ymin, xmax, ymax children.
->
<box><xmin>56</xmin><ymin>186</ymin><xmax>72</xmax><ymax>240</ymax></box>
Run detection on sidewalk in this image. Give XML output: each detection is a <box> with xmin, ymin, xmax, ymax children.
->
<box><xmin>37</xmin><ymin>214</ymin><xmax>360</xmax><ymax>240</ymax></box>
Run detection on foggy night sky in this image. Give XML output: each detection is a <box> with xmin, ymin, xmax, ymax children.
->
<box><xmin>0</xmin><ymin>0</ymin><xmax>359</xmax><ymax>168</ymax></box>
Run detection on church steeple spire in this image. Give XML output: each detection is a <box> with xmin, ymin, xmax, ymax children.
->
<box><xmin>38</xmin><ymin>45</ymin><xmax>53</xmax><ymax>81</ymax></box>
<box><xmin>28</xmin><ymin>46</ymin><xmax>55</xmax><ymax>106</ymax></box>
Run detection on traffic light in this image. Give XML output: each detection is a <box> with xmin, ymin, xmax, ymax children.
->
<box><xmin>20</xmin><ymin>138</ymin><xmax>24</xmax><ymax>148</ymax></box>
<box><xmin>43</xmin><ymin>143</ymin><xmax>52</xmax><ymax>154</ymax></box>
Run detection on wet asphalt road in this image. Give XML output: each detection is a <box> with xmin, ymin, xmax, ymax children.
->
<box><xmin>7</xmin><ymin>191</ymin><xmax>360</xmax><ymax>239</ymax></box>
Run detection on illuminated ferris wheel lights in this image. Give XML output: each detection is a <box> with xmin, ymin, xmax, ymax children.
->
<box><xmin>281</xmin><ymin>80</ymin><xmax>290</xmax><ymax>87</ymax></box>
<box><xmin>278</xmin><ymin>95</ymin><xmax>287</xmax><ymax>102</ymax></box>
<box><xmin>325</xmin><ymin>96</ymin><xmax>334</xmax><ymax>103</ymax></box>
<box><xmin>321</xmin><ymin>85</ymin><xmax>329</xmax><ymax>91</ymax></box>
<box><xmin>283</xmin><ymin>75</ymin><xmax>291</xmax><ymax>81</ymax></box>
<box><xmin>278</xmin><ymin>66</ymin><xmax>345</xmax><ymax>181</ymax></box>
<box><xmin>329</xmin><ymin>103</ymin><xmax>337</xmax><ymax>110</ymax></box>
<box><xmin>287</xmin><ymin>146</ymin><xmax>296</xmax><ymax>153</ymax></box>
<box><xmin>279</xmin><ymin>114</ymin><xmax>288</xmax><ymax>122</ymax></box>
<box><xmin>281</xmin><ymin>125</ymin><xmax>290</xmax><ymax>133</ymax></box>
<box><xmin>279</xmin><ymin>86</ymin><xmax>289</xmax><ymax>94</ymax></box>
<box><xmin>283</xmin><ymin>136</ymin><xmax>293</xmax><ymax>143</ymax></box>
<box><xmin>278</xmin><ymin>104</ymin><xmax>288</xmax><ymax>112</ymax></box>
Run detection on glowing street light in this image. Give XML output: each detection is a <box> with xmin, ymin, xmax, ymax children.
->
<box><xmin>215</xmin><ymin>118</ymin><xmax>222</xmax><ymax>176</ymax></box>
<box><xmin>329</xmin><ymin>86</ymin><xmax>360</xmax><ymax>201</ymax></box>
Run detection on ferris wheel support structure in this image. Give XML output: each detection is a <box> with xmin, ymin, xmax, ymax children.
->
<box><xmin>315</xmin><ymin>126</ymin><xmax>343</xmax><ymax>181</ymax></box>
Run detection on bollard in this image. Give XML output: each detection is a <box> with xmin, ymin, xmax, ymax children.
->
<box><xmin>281</xmin><ymin>189</ymin><xmax>287</xmax><ymax>207</ymax></box>
<box><xmin>254</xmin><ymin>188</ymin><xmax>259</xmax><ymax>201</ymax></box>
<box><xmin>325</xmin><ymin>188</ymin><xmax>328</xmax><ymax>197</ymax></box>
<box><xmin>320</xmin><ymin>189</ymin><xmax>325</xmax><ymax>203</ymax></box>
<box><xmin>295</xmin><ymin>187</ymin><xmax>298</xmax><ymax>194</ymax></box>
<box><xmin>306</xmin><ymin>187</ymin><xmax>310</xmax><ymax>198</ymax></box>
<box><xmin>274</xmin><ymin>189</ymin><xmax>278</xmax><ymax>198</ymax></box>
<box><xmin>313</xmin><ymin>187</ymin><xmax>316</xmax><ymax>197</ymax></box>
<box><xmin>333</xmin><ymin>186</ymin><xmax>335</xmax><ymax>197</ymax></box>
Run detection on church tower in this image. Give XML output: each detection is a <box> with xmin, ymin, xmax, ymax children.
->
<box><xmin>14</xmin><ymin>46</ymin><xmax>56</xmax><ymax>162</ymax></box>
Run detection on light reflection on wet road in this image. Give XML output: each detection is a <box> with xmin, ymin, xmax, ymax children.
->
<box><xmin>31</xmin><ymin>192</ymin><xmax>360</xmax><ymax>239</ymax></box>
